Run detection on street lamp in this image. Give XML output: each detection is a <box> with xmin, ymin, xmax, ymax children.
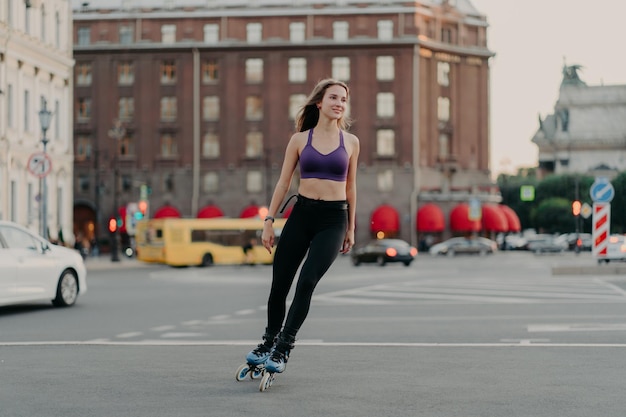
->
<box><xmin>108</xmin><ymin>119</ymin><xmax>125</xmax><ymax>262</ymax></box>
<box><xmin>38</xmin><ymin>100</ymin><xmax>52</xmax><ymax>239</ymax></box>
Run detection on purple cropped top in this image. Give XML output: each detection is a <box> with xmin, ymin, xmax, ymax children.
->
<box><xmin>299</xmin><ymin>129</ymin><xmax>349</xmax><ymax>182</ymax></box>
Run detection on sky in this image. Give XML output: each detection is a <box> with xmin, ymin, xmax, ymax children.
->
<box><xmin>469</xmin><ymin>0</ymin><xmax>626</xmax><ymax>177</ymax></box>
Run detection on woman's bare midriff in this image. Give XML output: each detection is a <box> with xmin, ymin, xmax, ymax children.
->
<box><xmin>298</xmin><ymin>178</ymin><xmax>347</xmax><ymax>201</ymax></box>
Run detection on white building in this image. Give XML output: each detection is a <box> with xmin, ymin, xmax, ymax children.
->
<box><xmin>0</xmin><ymin>0</ymin><xmax>75</xmax><ymax>243</ymax></box>
<box><xmin>533</xmin><ymin>65</ymin><xmax>626</xmax><ymax>178</ymax></box>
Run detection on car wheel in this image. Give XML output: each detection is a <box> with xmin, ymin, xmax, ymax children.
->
<box><xmin>376</xmin><ymin>256</ymin><xmax>386</xmax><ymax>266</ymax></box>
<box><xmin>351</xmin><ymin>257</ymin><xmax>361</xmax><ymax>266</ymax></box>
<box><xmin>52</xmin><ymin>270</ymin><xmax>79</xmax><ymax>307</ymax></box>
<box><xmin>403</xmin><ymin>261</ymin><xmax>412</xmax><ymax>267</ymax></box>
<box><xmin>201</xmin><ymin>253</ymin><xmax>214</xmax><ymax>267</ymax></box>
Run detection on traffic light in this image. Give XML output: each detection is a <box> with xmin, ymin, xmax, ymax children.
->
<box><xmin>108</xmin><ymin>217</ymin><xmax>118</xmax><ymax>233</ymax></box>
<box><xmin>572</xmin><ymin>200</ymin><xmax>581</xmax><ymax>216</ymax></box>
<box><xmin>137</xmin><ymin>200</ymin><xmax>148</xmax><ymax>219</ymax></box>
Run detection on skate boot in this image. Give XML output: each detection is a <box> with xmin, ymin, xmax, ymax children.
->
<box><xmin>246</xmin><ymin>331</ymin><xmax>276</xmax><ymax>366</ymax></box>
<box><xmin>265</xmin><ymin>333</ymin><xmax>295</xmax><ymax>374</ymax></box>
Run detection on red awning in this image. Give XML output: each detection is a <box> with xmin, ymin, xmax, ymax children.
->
<box><xmin>416</xmin><ymin>203</ymin><xmax>445</xmax><ymax>232</ymax></box>
<box><xmin>481</xmin><ymin>204</ymin><xmax>509</xmax><ymax>232</ymax></box>
<box><xmin>153</xmin><ymin>205</ymin><xmax>181</xmax><ymax>219</ymax></box>
<box><xmin>499</xmin><ymin>205</ymin><xmax>522</xmax><ymax>232</ymax></box>
<box><xmin>197</xmin><ymin>205</ymin><xmax>224</xmax><ymax>219</ymax></box>
<box><xmin>370</xmin><ymin>204</ymin><xmax>400</xmax><ymax>233</ymax></box>
<box><xmin>449</xmin><ymin>203</ymin><xmax>482</xmax><ymax>232</ymax></box>
<box><xmin>240</xmin><ymin>205</ymin><xmax>260</xmax><ymax>219</ymax></box>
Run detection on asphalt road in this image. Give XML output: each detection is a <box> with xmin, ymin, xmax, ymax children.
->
<box><xmin>2</xmin><ymin>251</ymin><xmax>626</xmax><ymax>416</ymax></box>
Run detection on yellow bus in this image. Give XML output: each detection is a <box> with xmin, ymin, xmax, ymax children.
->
<box><xmin>135</xmin><ymin>217</ymin><xmax>286</xmax><ymax>267</ymax></box>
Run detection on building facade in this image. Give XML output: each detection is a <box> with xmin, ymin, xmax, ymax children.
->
<box><xmin>0</xmin><ymin>0</ymin><xmax>75</xmax><ymax>243</ymax></box>
<box><xmin>533</xmin><ymin>64</ymin><xmax>626</xmax><ymax>179</ymax></box>
<box><xmin>72</xmin><ymin>0</ymin><xmax>507</xmax><ymax>248</ymax></box>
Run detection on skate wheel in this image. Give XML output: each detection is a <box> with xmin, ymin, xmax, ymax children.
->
<box><xmin>235</xmin><ymin>363</ymin><xmax>249</xmax><ymax>381</ymax></box>
<box><xmin>251</xmin><ymin>366</ymin><xmax>264</xmax><ymax>380</ymax></box>
<box><xmin>259</xmin><ymin>373</ymin><xmax>274</xmax><ymax>392</ymax></box>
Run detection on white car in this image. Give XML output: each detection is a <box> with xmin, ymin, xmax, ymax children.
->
<box><xmin>0</xmin><ymin>221</ymin><xmax>87</xmax><ymax>307</ymax></box>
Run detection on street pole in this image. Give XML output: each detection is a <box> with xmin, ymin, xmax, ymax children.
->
<box><xmin>38</xmin><ymin>100</ymin><xmax>52</xmax><ymax>240</ymax></box>
<box><xmin>108</xmin><ymin>120</ymin><xmax>125</xmax><ymax>262</ymax></box>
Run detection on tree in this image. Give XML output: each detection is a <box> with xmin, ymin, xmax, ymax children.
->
<box><xmin>531</xmin><ymin>197</ymin><xmax>572</xmax><ymax>234</ymax></box>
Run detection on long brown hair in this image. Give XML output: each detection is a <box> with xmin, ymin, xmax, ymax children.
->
<box><xmin>295</xmin><ymin>78</ymin><xmax>352</xmax><ymax>132</ymax></box>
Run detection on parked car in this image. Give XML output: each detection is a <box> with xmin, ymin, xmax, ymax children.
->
<box><xmin>429</xmin><ymin>237</ymin><xmax>497</xmax><ymax>257</ymax></box>
<box><xmin>600</xmin><ymin>235</ymin><xmax>626</xmax><ymax>263</ymax></box>
<box><xmin>526</xmin><ymin>234</ymin><xmax>568</xmax><ymax>254</ymax></box>
<box><xmin>0</xmin><ymin>221</ymin><xmax>87</xmax><ymax>308</ymax></box>
<box><xmin>560</xmin><ymin>233</ymin><xmax>592</xmax><ymax>251</ymax></box>
<box><xmin>351</xmin><ymin>239</ymin><xmax>417</xmax><ymax>266</ymax></box>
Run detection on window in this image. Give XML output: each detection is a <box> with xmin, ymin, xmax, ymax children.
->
<box><xmin>122</xmin><ymin>175</ymin><xmax>132</xmax><ymax>191</ymax></box>
<box><xmin>118</xmin><ymin>97</ymin><xmax>134</xmax><ymax>121</ymax></box>
<box><xmin>437</xmin><ymin>62</ymin><xmax>450</xmax><ymax>86</ymax></box>
<box><xmin>119</xmin><ymin>25</ymin><xmax>133</xmax><ymax>44</ymax></box>
<box><xmin>118</xmin><ymin>62</ymin><xmax>134</xmax><ymax>85</ymax></box>
<box><xmin>24</xmin><ymin>90</ymin><xmax>30</xmax><ymax>130</ymax></box>
<box><xmin>54</xmin><ymin>100</ymin><xmax>60</xmax><ymax>139</ymax></box>
<box><xmin>377</xmin><ymin>169</ymin><xmax>394</xmax><ymax>192</ymax></box>
<box><xmin>77</xmin><ymin>27</ymin><xmax>90</xmax><ymax>45</ymax></box>
<box><xmin>55</xmin><ymin>12</ymin><xmax>60</xmax><ymax>48</ymax></box>
<box><xmin>7</xmin><ymin>85</ymin><xmax>13</xmax><ymax>128</ymax></box>
<box><xmin>161</xmin><ymin>24</ymin><xmax>176</xmax><ymax>44</ymax></box>
<box><xmin>376</xmin><ymin>56</ymin><xmax>394</xmax><ymax>81</ymax></box>
<box><xmin>246</xmin><ymin>23</ymin><xmax>262</xmax><ymax>43</ymax></box>
<box><xmin>76</xmin><ymin>136</ymin><xmax>92</xmax><ymax>160</ymax></box>
<box><xmin>376</xmin><ymin>129</ymin><xmax>395</xmax><ymax>156</ymax></box>
<box><xmin>78</xmin><ymin>175</ymin><xmax>90</xmax><ymax>192</ymax></box>
<box><xmin>333</xmin><ymin>21</ymin><xmax>349</xmax><ymax>41</ymax></box>
<box><xmin>202</xmin><ymin>133</ymin><xmax>220</xmax><ymax>158</ymax></box>
<box><xmin>160</xmin><ymin>97</ymin><xmax>177</xmax><ymax>121</ymax></box>
<box><xmin>202</xmin><ymin>60</ymin><xmax>219</xmax><ymax>83</ymax></box>
<box><xmin>246</xmin><ymin>171</ymin><xmax>263</xmax><ymax>193</ymax></box>
<box><xmin>438</xmin><ymin>97</ymin><xmax>450</xmax><ymax>121</ymax></box>
<box><xmin>76</xmin><ymin>62</ymin><xmax>91</xmax><ymax>85</ymax></box>
<box><xmin>203</xmin><ymin>96</ymin><xmax>219</xmax><ymax>121</ymax></box>
<box><xmin>203</xmin><ymin>24</ymin><xmax>219</xmax><ymax>43</ymax></box>
<box><xmin>119</xmin><ymin>133</ymin><xmax>135</xmax><ymax>156</ymax></box>
<box><xmin>441</xmin><ymin>28</ymin><xmax>453</xmax><ymax>43</ymax></box>
<box><xmin>378</xmin><ymin>20</ymin><xmax>393</xmax><ymax>41</ymax></box>
<box><xmin>40</xmin><ymin>6</ymin><xmax>46</xmax><ymax>42</ymax></box>
<box><xmin>245</xmin><ymin>96</ymin><xmax>263</xmax><ymax>121</ymax></box>
<box><xmin>245</xmin><ymin>132</ymin><xmax>263</xmax><ymax>158</ymax></box>
<box><xmin>289</xmin><ymin>22</ymin><xmax>305</xmax><ymax>43</ymax></box>
<box><xmin>332</xmin><ymin>57</ymin><xmax>350</xmax><ymax>81</ymax></box>
<box><xmin>161</xmin><ymin>60</ymin><xmax>176</xmax><ymax>84</ymax></box>
<box><xmin>376</xmin><ymin>92</ymin><xmax>395</xmax><ymax>118</ymax></box>
<box><xmin>162</xmin><ymin>173</ymin><xmax>174</xmax><ymax>192</ymax></box>
<box><xmin>245</xmin><ymin>58</ymin><xmax>263</xmax><ymax>83</ymax></box>
<box><xmin>438</xmin><ymin>134</ymin><xmax>450</xmax><ymax>159</ymax></box>
<box><xmin>288</xmin><ymin>58</ymin><xmax>306</xmax><ymax>83</ymax></box>
<box><xmin>25</xmin><ymin>4</ymin><xmax>30</xmax><ymax>35</ymax></box>
<box><xmin>160</xmin><ymin>134</ymin><xmax>177</xmax><ymax>157</ymax></box>
<box><xmin>289</xmin><ymin>94</ymin><xmax>306</xmax><ymax>120</ymax></box>
<box><xmin>203</xmin><ymin>172</ymin><xmax>219</xmax><ymax>193</ymax></box>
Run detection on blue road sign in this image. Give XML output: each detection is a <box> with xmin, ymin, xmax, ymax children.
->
<box><xmin>590</xmin><ymin>177</ymin><xmax>615</xmax><ymax>203</ymax></box>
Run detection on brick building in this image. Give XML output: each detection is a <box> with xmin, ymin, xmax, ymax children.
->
<box><xmin>72</xmin><ymin>0</ymin><xmax>513</xmax><ymax>249</ymax></box>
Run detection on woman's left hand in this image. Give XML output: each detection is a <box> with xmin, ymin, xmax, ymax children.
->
<box><xmin>340</xmin><ymin>230</ymin><xmax>355</xmax><ymax>254</ymax></box>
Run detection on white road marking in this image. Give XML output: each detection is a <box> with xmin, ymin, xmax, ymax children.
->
<box><xmin>115</xmin><ymin>332</ymin><xmax>144</xmax><ymax>339</ymax></box>
<box><xmin>528</xmin><ymin>323</ymin><xmax>626</xmax><ymax>332</ymax></box>
<box><xmin>3</xmin><ymin>340</ymin><xmax>626</xmax><ymax>348</ymax></box>
<box><xmin>151</xmin><ymin>325</ymin><xmax>176</xmax><ymax>332</ymax></box>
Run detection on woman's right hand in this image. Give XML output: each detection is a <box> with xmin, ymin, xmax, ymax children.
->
<box><xmin>261</xmin><ymin>222</ymin><xmax>275</xmax><ymax>254</ymax></box>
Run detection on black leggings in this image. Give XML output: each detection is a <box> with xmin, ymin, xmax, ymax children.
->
<box><xmin>266</xmin><ymin>195</ymin><xmax>348</xmax><ymax>337</ymax></box>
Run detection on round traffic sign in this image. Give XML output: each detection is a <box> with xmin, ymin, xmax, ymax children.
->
<box><xmin>590</xmin><ymin>177</ymin><xmax>614</xmax><ymax>203</ymax></box>
<box><xmin>27</xmin><ymin>152</ymin><xmax>52</xmax><ymax>178</ymax></box>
